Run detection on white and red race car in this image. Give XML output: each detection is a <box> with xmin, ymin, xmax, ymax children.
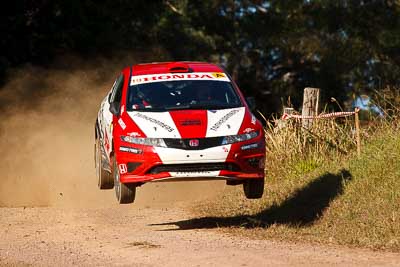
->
<box><xmin>95</xmin><ymin>62</ymin><xmax>266</xmax><ymax>204</ymax></box>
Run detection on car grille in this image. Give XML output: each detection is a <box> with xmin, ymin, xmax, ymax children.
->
<box><xmin>147</xmin><ymin>163</ymin><xmax>240</xmax><ymax>174</ymax></box>
<box><xmin>163</xmin><ymin>137</ymin><xmax>224</xmax><ymax>150</ymax></box>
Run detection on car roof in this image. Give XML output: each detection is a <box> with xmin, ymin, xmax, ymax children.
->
<box><xmin>130</xmin><ymin>61</ymin><xmax>225</xmax><ymax>76</ymax></box>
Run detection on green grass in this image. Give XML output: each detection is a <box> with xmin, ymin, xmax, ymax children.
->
<box><xmin>192</xmin><ymin>118</ymin><xmax>400</xmax><ymax>251</ymax></box>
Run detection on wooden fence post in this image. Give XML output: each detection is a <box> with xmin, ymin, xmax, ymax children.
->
<box><xmin>355</xmin><ymin>108</ymin><xmax>361</xmax><ymax>157</ymax></box>
<box><xmin>302</xmin><ymin>87</ymin><xmax>320</xmax><ymax>129</ymax></box>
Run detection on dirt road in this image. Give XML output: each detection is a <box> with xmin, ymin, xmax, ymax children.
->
<box><xmin>0</xmin><ymin>64</ymin><xmax>399</xmax><ymax>266</ymax></box>
<box><xmin>1</xmin><ymin>192</ymin><xmax>400</xmax><ymax>267</ymax></box>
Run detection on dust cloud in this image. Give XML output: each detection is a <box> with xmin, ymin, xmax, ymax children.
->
<box><xmin>0</xmin><ymin>56</ymin><xmax>226</xmax><ymax>208</ymax></box>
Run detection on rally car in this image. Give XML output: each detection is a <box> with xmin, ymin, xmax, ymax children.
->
<box><xmin>95</xmin><ymin>61</ymin><xmax>266</xmax><ymax>204</ymax></box>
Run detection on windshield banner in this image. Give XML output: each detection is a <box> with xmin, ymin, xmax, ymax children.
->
<box><xmin>130</xmin><ymin>72</ymin><xmax>230</xmax><ymax>86</ymax></box>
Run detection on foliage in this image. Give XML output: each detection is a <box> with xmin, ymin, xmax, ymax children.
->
<box><xmin>2</xmin><ymin>1</ymin><xmax>400</xmax><ymax>114</ymax></box>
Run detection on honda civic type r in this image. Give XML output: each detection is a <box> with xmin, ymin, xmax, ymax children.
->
<box><xmin>95</xmin><ymin>62</ymin><xmax>266</xmax><ymax>204</ymax></box>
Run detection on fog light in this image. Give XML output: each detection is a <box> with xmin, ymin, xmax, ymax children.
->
<box><xmin>247</xmin><ymin>157</ymin><xmax>260</xmax><ymax>168</ymax></box>
<box><xmin>127</xmin><ymin>162</ymin><xmax>141</xmax><ymax>173</ymax></box>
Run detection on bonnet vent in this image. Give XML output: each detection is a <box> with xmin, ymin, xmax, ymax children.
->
<box><xmin>167</xmin><ymin>62</ymin><xmax>192</xmax><ymax>73</ymax></box>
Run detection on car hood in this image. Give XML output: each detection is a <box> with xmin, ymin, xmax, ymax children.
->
<box><xmin>126</xmin><ymin>107</ymin><xmax>247</xmax><ymax>139</ymax></box>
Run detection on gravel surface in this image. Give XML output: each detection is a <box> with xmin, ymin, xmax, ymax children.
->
<box><xmin>1</xmin><ymin>197</ymin><xmax>400</xmax><ymax>267</ymax></box>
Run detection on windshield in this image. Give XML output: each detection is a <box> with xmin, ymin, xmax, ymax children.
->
<box><xmin>126</xmin><ymin>80</ymin><xmax>242</xmax><ymax>111</ymax></box>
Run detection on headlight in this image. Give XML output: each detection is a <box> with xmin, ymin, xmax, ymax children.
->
<box><xmin>120</xmin><ymin>136</ymin><xmax>167</xmax><ymax>147</ymax></box>
<box><xmin>221</xmin><ymin>131</ymin><xmax>259</xmax><ymax>145</ymax></box>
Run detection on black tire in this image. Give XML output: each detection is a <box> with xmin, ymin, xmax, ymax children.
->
<box><xmin>95</xmin><ymin>138</ymin><xmax>114</xmax><ymax>189</ymax></box>
<box><xmin>243</xmin><ymin>178</ymin><xmax>264</xmax><ymax>199</ymax></box>
<box><xmin>113</xmin><ymin>157</ymin><xmax>136</xmax><ymax>204</ymax></box>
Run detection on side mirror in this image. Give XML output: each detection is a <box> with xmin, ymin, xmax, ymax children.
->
<box><xmin>109</xmin><ymin>102</ymin><xmax>120</xmax><ymax>116</ymax></box>
<box><xmin>246</xmin><ymin>97</ymin><xmax>256</xmax><ymax>111</ymax></box>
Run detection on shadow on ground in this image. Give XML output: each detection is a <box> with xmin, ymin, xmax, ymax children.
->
<box><xmin>151</xmin><ymin>169</ymin><xmax>352</xmax><ymax>230</ymax></box>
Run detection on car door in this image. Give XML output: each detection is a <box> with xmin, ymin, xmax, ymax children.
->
<box><xmin>99</xmin><ymin>74</ymin><xmax>124</xmax><ymax>160</ymax></box>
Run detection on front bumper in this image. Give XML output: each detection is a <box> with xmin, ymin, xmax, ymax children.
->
<box><xmin>115</xmin><ymin>138</ymin><xmax>266</xmax><ymax>184</ymax></box>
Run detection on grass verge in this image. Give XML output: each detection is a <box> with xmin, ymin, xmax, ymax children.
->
<box><xmin>190</xmin><ymin>115</ymin><xmax>400</xmax><ymax>251</ymax></box>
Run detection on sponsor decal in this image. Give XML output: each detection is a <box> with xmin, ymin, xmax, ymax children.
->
<box><xmin>243</xmin><ymin>127</ymin><xmax>255</xmax><ymax>133</ymax></box>
<box><xmin>189</xmin><ymin>139</ymin><xmax>200</xmax><ymax>147</ymax></box>
<box><xmin>134</xmin><ymin>113</ymin><xmax>174</xmax><ymax>132</ymax></box>
<box><xmin>119</xmin><ymin>146</ymin><xmax>142</xmax><ymax>154</ymax></box>
<box><xmin>222</xmin><ymin>146</ymin><xmax>229</xmax><ymax>152</ymax></box>
<box><xmin>210</xmin><ymin>109</ymin><xmax>240</xmax><ymax>131</ymax></box>
<box><xmin>128</xmin><ymin>132</ymin><xmax>141</xmax><ymax>137</ymax></box>
<box><xmin>130</xmin><ymin>72</ymin><xmax>230</xmax><ymax>85</ymax></box>
<box><xmin>180</xmin><ymin>119</ymin><xmax>201</xmax><ymax>126</ymax></box>
<box><xmin>118</xmin><ymin>118</ymin><xmax>126</xmax><ymax>130</ymax></box>
<box><xmin>170</xmin><ymin>171</ymin><xmax>219</xmax><ymax>178</ymax></box>
<box><xmin>241</xmin><ymin>143</ymin><xmax>259</xmax><ymax>151</ymax></box>
<box><xmin>121</xmin><ymin>105</ymin><xmax>125</xmax><ymax>114</ymax></box>
<box><xmin>251</xmin><ymin>114</ymin><xmax>256</xmax><ymax>125</ymax></box>
<box><xmin>118</xmin><ymin>164</ymin><xmax>127</xmax><ymax>174</ymax></box>
<box><xmin>211</xmin><ymin>72</ymin><xmax>226</xmax><ymax>78</ymax></box>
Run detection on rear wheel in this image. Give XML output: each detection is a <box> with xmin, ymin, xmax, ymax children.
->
<box><xmin>95</xmin><ymin>138</ymin><xmax>113</xmax><ymax>189</ymax></box>
<box><xmin>243</xmin><ymin>178</ymin><xmax>264</xmax><ymax>199</ymax></box>
<box><xmin>113</xmin><ymin>157</ymin><xmax>136</xmax><ymax>204</ymax></box>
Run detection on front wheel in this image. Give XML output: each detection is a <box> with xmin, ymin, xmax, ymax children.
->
<box><xmin>95</xmin><ymin>138</ymin><xmax>113</xmax><ymax>189</ymax></box>
<box><xmin>113</xmin><ymin>157</ymin><xmax>136</xmax><ymax>204</ymax></box>
<box><xmin>243</xmin><ymin>178</ymin><xmax>264</xmax><ymax>199</ymax></box>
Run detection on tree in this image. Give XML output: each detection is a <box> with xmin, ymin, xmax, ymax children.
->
<box><xmin>1</xmin><ymin>0</ymin><xmax>400</xmax><ymax>115</ymax></box>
